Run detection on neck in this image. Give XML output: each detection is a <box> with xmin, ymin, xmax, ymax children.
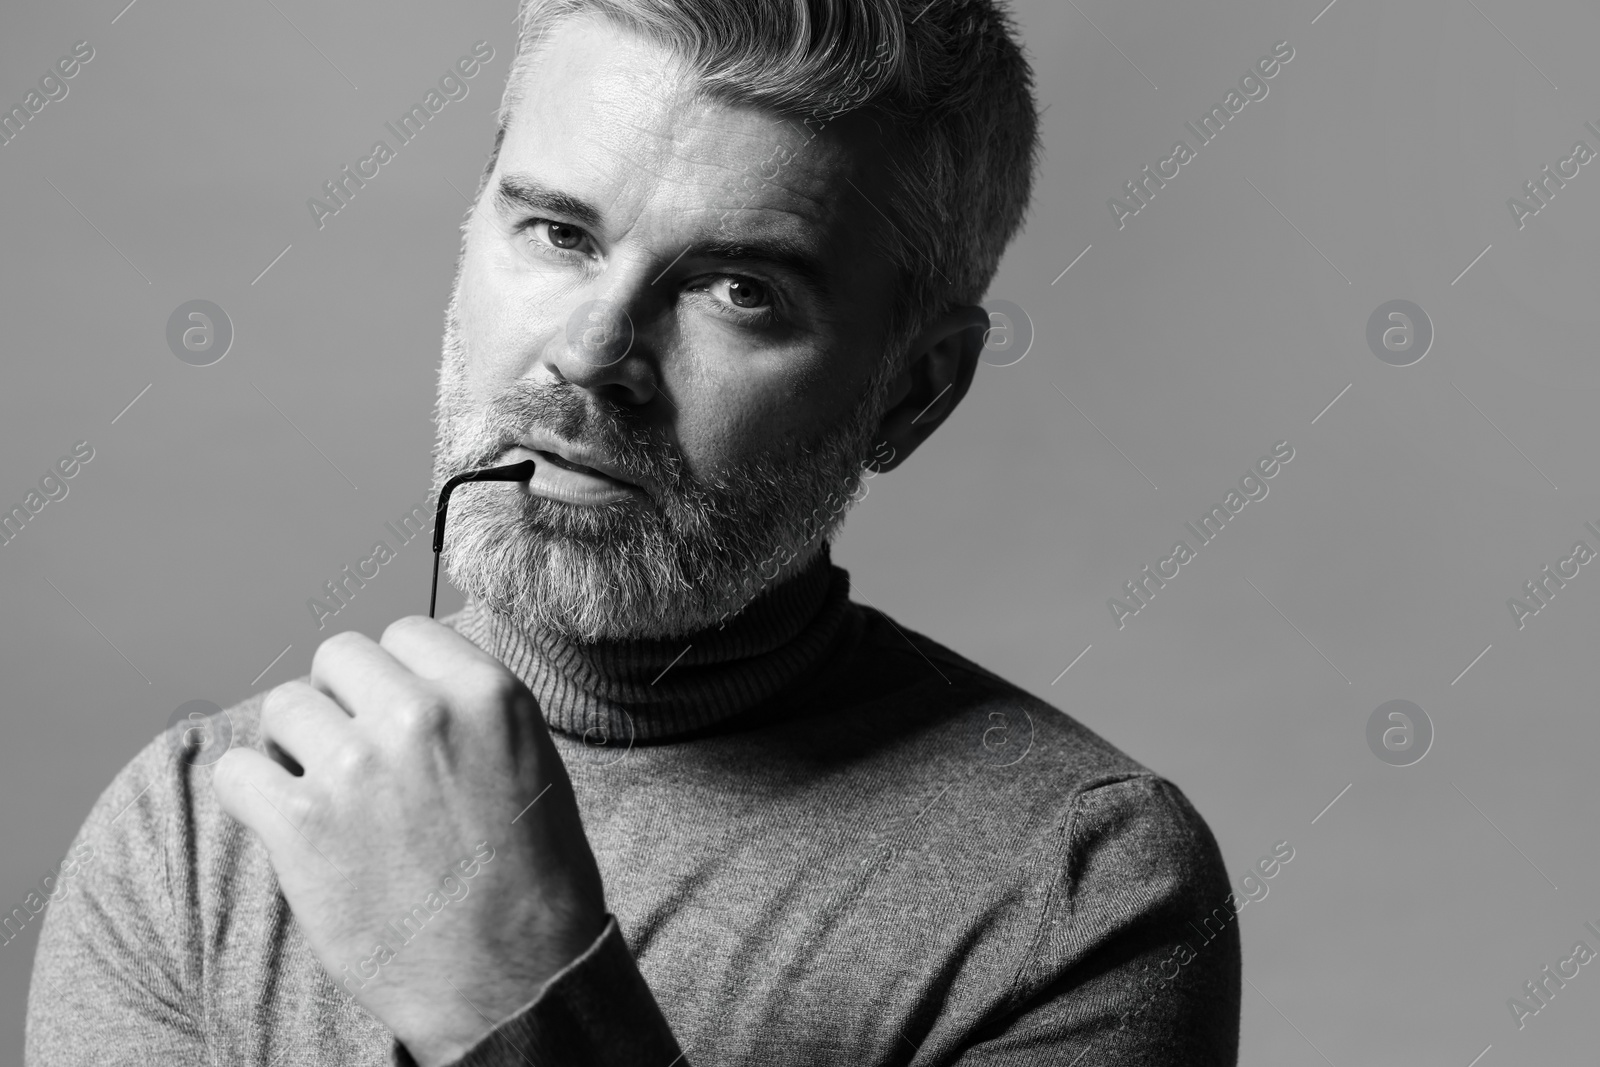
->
<box><xmin>447</xmin><ymin>546</ymin><xmax>857</xmax><ymax>743</ymax></box>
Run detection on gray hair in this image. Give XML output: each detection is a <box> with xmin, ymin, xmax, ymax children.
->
<box><xmin>488</xmin><ymin>0</ymin><xmax>1041</xmax><ymax>384</ymax></box>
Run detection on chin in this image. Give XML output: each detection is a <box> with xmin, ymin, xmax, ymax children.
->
<box><xmin>443</xmin><ymin>495</ymin><xmax>767</xmax><ymax>642</ymax></box>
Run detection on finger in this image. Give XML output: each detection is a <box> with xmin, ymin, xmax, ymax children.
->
<box><xmin>380</xmin><ymin>616</ymin><xmax>549</xmax><ymax>751</ymax></box>
<box><xmin>260</xmin><ymin>679</ymin><xmax>355</xmax><ymax>774</ymax></box>
<box><xmin>377</xmin><ymin>615</ymin><xmax>505</xmax><ymax>685</ymax></box>
<box><xmin>308</xmin><ymin>629</ymin><xmax>431</xmax><ymax>727</ymax></box>
<box><xmin>211</xmin><ymin>746</ymin><xmax>304</xmax><ymax>851</ymax></box>
<box><xmin>213</xmin><ymin>749</ymin><xmax>365</xmax><ymax>896</ymax></box>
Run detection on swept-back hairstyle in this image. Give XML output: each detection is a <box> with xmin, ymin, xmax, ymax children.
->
<box><xmin>488</xmin><ymin>0</ymin><xmax>1040</xmax><ymax>384</ymax></box>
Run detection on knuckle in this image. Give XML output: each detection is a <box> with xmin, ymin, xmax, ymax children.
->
<box><xmin>460</xmin><ymin>667</ymin><xmax>532</xmax><ymax>733</ymax></box>
<box><xmin>280</xmin><ymin>789</ymin><xmax>325</xmax><ymax>835</ymax></box>
<box><xmin>259</xmin><ymin>680</ymin><xmax>303</xmax><ymax>725</ymax></box>
<box><xmin>327</xmin><ymin>739</ymin><xmax>380</xmax><ymax>781</ymax></box>
<box><xmin>258</xmin><ymin>686</ymin><xmax>283</xmax><ymax>725</ymax></box>
<box><xmin>380</xmin><ymin>614</ymin><xmax>429</xmax><ymax>647</ymax></box>
<box><xmin>466</xmin><ymin>665</ymin><xmax>521</xmax><ymax>706</ymax></box>
<box><xmin>312</xmin><ymin>630</ymin><xmax>366</xmax><ymax>671</ymax></box>
<box><xmin>210</xmin><ymin>747</ymin><xmax>244</xmax><ymax>788</ymax></box>
<box><xmin>392</xmin><ymin>695</ymin><xmax>450</xmax><ymax>741</ymax></box>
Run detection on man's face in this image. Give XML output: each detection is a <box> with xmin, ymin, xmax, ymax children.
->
<box><xmin>435</xmin><ymin>14</ymin><xmax>906</xmax><ymax>641</ymax></box>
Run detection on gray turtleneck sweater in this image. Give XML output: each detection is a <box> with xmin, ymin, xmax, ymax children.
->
<box><xmin>25</xmin><ymin>552</ymin><xmax>1239</xmax><ymax>1065</ymax></box>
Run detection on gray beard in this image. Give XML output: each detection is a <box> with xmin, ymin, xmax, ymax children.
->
<box><xmin>430</xmin><ymin>293</ymin><xmax>891</xmax><ymax>642</ymax></box>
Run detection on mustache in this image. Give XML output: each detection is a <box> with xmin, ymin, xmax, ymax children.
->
<box><xmin>463</xmin><ymin>378</ymin><xmax>689</xmax><ymax>496</ymax></box>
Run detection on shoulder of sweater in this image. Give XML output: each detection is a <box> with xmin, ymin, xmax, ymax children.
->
<box><xmin>846</xmin><ymin>599</ymin><xmax>1055</xmax><ymax>700</ymax></box>
<box><xmin>804</xmin><ymin>609</ymin><xmax>1230</xmax><ymax>972</ymax></box>
<box><xmin>81</xmin><ymin>685</ymin><xmax>283</xmax><ymax>901</ymax></box>
<box><xmin>847</xmin><ymin>601</ymin><xmax>1137</xmax><ymax>758</ymax></box>
<box><xmin>836</xmin><ymin>601</ymin><xmax>1198</xmax><ymax>822</ymax></box>
<box><xmin>88</xmin><ymin>683</ymin><xmax>272</xmax><ymax>814</ymax></box>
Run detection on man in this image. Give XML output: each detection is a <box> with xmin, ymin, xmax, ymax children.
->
<box><xmin>28</xmin><ymin>1</ymin><xmax>1240</xmax><ymax>1063</ymax></box>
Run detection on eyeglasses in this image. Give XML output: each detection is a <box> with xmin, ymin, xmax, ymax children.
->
<box><xmin>428</xmin><ymin>459</ymin><xmax>535</xmax><ymax>618</ymax></box>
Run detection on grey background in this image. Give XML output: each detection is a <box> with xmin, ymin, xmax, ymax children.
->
<box><xmin>2</xmin><ymin>0</ymin><xmax>1597</xmax><ymax>1062</ymax></box>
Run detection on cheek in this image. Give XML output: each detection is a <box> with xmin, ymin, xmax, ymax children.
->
<box><xmin>458</xmin><ymin>240</ymin><xmax>558</xmax><ymax>390</ymax></box>
<box><xmin>663</xmin><ymin>325</ymin><xmax>850</xmax><ymax>473</ymax></box>
<box><xmin>660</xmin><ymin>355</ymin><xmax>773</xmax><ymax>475</ymax></box>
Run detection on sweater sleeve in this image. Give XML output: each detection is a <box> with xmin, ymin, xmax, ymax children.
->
<box><xmin>25</xmin><ymin>734</ymin><xmax>211</xmax><ymax>1065</ymax></box>
<box><xmin>950</xmin><ymin>776</ymin><xmax>1241</xmax><ymax>1066</ymax></box>
<box><xmin>391</xmin><ymin>912</ymin><xmax>685</xmax><ymax>1067</ymax></box>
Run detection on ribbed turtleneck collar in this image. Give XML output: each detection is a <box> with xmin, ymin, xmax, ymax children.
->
<box><xmin>445</xmin><ymin>548</ymin><xmax>856</xmax><ymax>743</ymax></box>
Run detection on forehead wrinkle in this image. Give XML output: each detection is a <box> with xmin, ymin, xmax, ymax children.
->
<box><xmin>592</xmin><ymin>72</ymin><xmax>826</xmax><ymax>197</ymax></box>
<box><xmin>531</xmin><ymin>32</ymin><xmax>847</xmax><ymax>242</ymax></box>
<box><xmin>678</xmin><ymin>114</ymin><xmax>846</xmax><ymax>217</ymax></box>
<box><xmin>606</xmin><ymin>132</ymin><xmax>841</xmax><ymax>247</ymax></box>
<box><xmin>506</xmin><ymin>22</ymin><xmax>886</xmax><ymax>312</ymax></box>
<box><xmin>586</xmin><ymin>56</ymin><xmax>699</xmax><ymax>144</ymax></box>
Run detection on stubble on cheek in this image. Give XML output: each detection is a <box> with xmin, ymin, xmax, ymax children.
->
<box><xmin>431</xmin><ymin>263</ymin><xmax>891</xmax><ymax>639</ymax></box>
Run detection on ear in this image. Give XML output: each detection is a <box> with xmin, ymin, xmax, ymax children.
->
<box><xmin>871</xmin><ymin>304</ymin><xmax>990</xmax><ymax>473</ymax></box>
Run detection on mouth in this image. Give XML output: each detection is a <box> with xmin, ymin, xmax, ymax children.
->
<box><xmin>500</xmin><ymin>441</ymin><xmax>644</xmax><ymax>506</ymax></box>
<box><xmin>536</xmin><ymin>449</ymin><xmax>610</xmax><ymax>478</ymax></box>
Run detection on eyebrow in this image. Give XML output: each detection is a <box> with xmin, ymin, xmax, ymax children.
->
<box><xmin>684</xmin><ymin>234</ymin><xmax>834</xmax><ymax>308</ymax></box>
<box><xmin>495</xmin><ymin>173</ymin><xmax>836</xmax><ymax>309</ymax></box>
<box><xmin>495</xmin><ymin>175</ymin><xmax>604</xmax><ymax>230</ymax></box>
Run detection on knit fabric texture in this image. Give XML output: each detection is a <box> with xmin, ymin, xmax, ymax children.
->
<box><xmin>26</xmin><ymin>549</ymin><xmax>1240</xmax><ymax>1065</ymax></box>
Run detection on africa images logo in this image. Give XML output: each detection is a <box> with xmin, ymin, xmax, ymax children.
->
<box><xmin>0</xmin><ymin>440</ymin><xmax>95</xmax><ymax>550</ymax></box>
<box><xmin>1108</xmin><ymin>40</ymin><xmax>1295</xmax><ymax>230</ymax></box>
<box><xmin>338</xmin><ymin>842</ymin><xmax>496</xmax><ymax>994</ymax></box>
<box><xmin>1107</xmin><ymin>441</ymin><xmax>1294</xmax><ymax>629</ymax></box>
<box><xmin>307</xmin><ymin>42</ymin><xmax>494</xmax><ymax>230</ymax></box>
<box><xmin>0</xmin><ymin>40</ymin><xmax>94</xmax><ymax>150</ymax></box>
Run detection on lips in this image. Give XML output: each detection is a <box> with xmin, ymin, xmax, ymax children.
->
<box><xmin>536</xmin><ymin>449</ymin><xmax>613</xmax><ymax>480</ymax></box>
<box><xmin>500</xmin><ymin>438</ymin><xmax>644</xmax><ymax>506</ymax></box>
<box><xmin>520</xmin><ymin>439</ymin><xmax>638</xmax><ymax>487</ymax></box>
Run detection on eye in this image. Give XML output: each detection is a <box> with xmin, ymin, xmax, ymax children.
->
<box><xmin>544</xmin><ymin>221</ymin><xmax>584</xmax><ymax>249</ymax></box>
<box><xmin>523</xmin><ymin>218</ymin><xmax>592</xmax><ymax>254</ymax></box>
<box><xmin>687</xmin><ymin>274</ymin><xmax>781</xmax><ymax>327</ymax></box>
<box><xmin>707</xmin><ymin>276</ymin><xmax>772</xmax><ymax>310</ymax></box>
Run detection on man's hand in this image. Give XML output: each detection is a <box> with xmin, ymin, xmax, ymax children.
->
<box><xmin>212</xmin><ymin>616</ymin><xmax>609</xmax><ymax>1066</ymax></box>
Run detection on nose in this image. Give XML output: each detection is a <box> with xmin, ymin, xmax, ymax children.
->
<box><xmin>543</xmin><ymin>295</ymin><xmax>657</xmax><ymax>406</ymax></box>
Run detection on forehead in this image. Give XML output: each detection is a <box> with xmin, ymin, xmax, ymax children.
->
<box><xmin>499</xmin><ymin>14</ymin><xmax>879</xmax><ymax>252</ymax></box>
